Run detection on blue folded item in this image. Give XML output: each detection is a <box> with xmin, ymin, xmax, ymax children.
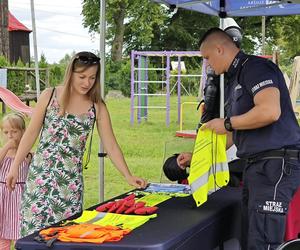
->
<box><xmin>143</xmin><ymin>183</ymin><xmax>191</xmax><ymax>194</ymax></box>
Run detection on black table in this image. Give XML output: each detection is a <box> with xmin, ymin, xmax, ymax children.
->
<box><xmin>15</xmin><ymin>187</ymin><xmax>242</xmax><ymax>250</ymax></box>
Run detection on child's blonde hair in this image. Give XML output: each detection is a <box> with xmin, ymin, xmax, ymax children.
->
<box><xmin>0</xmin><ymin>113</ymin><xmax>26</xmax><ymax>131</ymax></box>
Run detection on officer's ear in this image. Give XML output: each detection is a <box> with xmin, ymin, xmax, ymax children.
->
<box><xmin>215</xmin><ymin>44</ymin><xmax>224</xmax><ymax>56</ymax></box>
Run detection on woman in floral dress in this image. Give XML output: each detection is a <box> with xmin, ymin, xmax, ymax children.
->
<box><xmin>6</xmin><ymin>51</ymin><xmax>147</xmax><ymax>237</ymax></box>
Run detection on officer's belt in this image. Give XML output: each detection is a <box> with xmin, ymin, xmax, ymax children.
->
<box><xmin>246</xmin><ymin>149</ymin><xmax>300</xmax><ymax>163</ymax></box>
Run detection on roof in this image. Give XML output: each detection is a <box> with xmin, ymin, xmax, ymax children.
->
<box><xmin>8</xmin><ymin>12</ymin><xmax>31</xmax><ymax>32</ymax></box>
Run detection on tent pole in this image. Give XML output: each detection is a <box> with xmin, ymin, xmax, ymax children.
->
<box><xmin>30</xmin><ymin>0</ymin><xmax>40</xmax><ymax>98</ymax></box>
<box><xmin>262</xmin><ymin>16</ymin><xmax>266</xmax><ymax>55</ymax></box>
<box><xmin>99</xmin><ymin>0</ymin><xmax>106</xmax><ymax>203</ymax></box>
<box><xmin>219</xmin><ymin>18</ymin><xmax>225</xmax><ymax>118</ymax></box>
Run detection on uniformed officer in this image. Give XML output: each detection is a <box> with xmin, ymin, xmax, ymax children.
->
<box><xmin>199</xmin><ymin>27</ymin><xmax>300</xmax><ymax>250</ymax></box>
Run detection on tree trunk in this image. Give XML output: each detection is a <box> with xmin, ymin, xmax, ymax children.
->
<box><xmin>111</xmin><ymin>2</ymin><xmax>126</xmax><ymax>62</ymax></box>
<box><xmin>0</xmin><ymin>0</ymin><xmax>9</xmax><ymax>60</ymax></box>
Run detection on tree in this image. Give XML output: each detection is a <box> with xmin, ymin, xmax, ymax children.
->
<box><xmin>82</xmin><ymin>0</ymin><xmax>166</xmax><ymax>61</ymax></box>
<box><xmin>0</xmin><ymin>0</ymin><xmax>9</xmax><ymax>59</ymax></box>
<box><xmin>59</xmin><ymin>51</ymin><xmax>75</xmax><ymax>65</ymax></box>
<box><xmin>271</xmin><ymin>16</ymin><xmax>300</xmax><ymax>62</ymax></box>
<box><xmin>152</xmin><ymin>9</ymin><xmax>218</xmax><ymax>51</ymax></box>
<box><xmin>39</xmin><ymin>53</ymin><xmax>48</xmax><ymax>68</ymax></box>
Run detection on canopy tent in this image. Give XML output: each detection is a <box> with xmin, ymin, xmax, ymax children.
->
<box><xmin>151</xmin><ymin>0</ymin><xmax>300</xmax><ymax>117</ymax></box>
<box><xmin>96</xmin><ymin>0</ymin><xmax>300</xmax><ymax>202</ymax></box>
<box><xmin>153</xmin><ymin>0</ymin><xmax>300</xmax><ymax>17</ymax></box>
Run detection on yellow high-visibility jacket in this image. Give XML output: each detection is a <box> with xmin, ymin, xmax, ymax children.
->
<box><xmin>188</xmin><ymin>129</ymin><xmax>229</xmax><ymax>207</ymax></box>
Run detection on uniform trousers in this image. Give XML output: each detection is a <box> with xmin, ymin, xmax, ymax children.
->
<box><xmin>241</xmin><ymin>157</ymin><xmax>300</xmax><ymax>250</ymax></box>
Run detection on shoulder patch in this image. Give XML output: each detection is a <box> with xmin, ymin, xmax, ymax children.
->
<box><xmin>251</xmin><ymin>79</ymin><xmax>273</xmax><ymax>94</ymax></box>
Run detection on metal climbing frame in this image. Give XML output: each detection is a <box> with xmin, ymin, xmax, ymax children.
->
<box><xmin>130</xmin><ymin>51</ymin><xmax>202</xmax><ymax>126</ymax></box>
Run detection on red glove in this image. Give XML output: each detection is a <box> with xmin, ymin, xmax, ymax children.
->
<box><xmin>134</xmin><ymin>206</ymin><xmax>158</xmax><ymax>215</ymax></box>
<box><xmin>124</xmin><ymin>194</ymin><xmax>135</xmax><ymax>201</ymax></box>
<box><xmin>108</xmin><ymin>199</ymin><xmax>126</xmax><ymax>213</ymax></box>
<box><xmin>124</xmin><ymin>202</ymin><xmax>146</xmax><ymax>214</ymax></box>
<box><xmin>116</xmin><ymin>199</ymin><xmax>135</xmax><ymax>214</ymax></box>
<box><xmin>95</xmin><ymin>201</ymin><xmax>115</xmax><ymax>212</ymax></box>
<box><xmin>95</xmin><ymin>194</ymin><xmax>137</xmax><ymax>213</ymax></box>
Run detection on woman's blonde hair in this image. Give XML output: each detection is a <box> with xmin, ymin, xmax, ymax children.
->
<box><xmin>60</xmin><ymin>51</ymin><xmax>101</xmax><ymax>115</ymax></box>
<box><xmin>0</xmin><ymin>113</ymin><xmax>26</xmax><ymax>131</ymax></box>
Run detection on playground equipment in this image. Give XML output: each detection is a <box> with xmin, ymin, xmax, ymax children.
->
<box><xmin>175</xmin><ymin>101</ymin><xmax>200</xmax><ymax>138</ymax></box>
<box><xmin>0</xmin><ymin>86</ymin><xmax>33</xmax><ymax>115</ymax></box>
<box><xmin>130</xmin><ymin>51</ymin><xmax>202</xmax><ymax>126</ymax></box>
<box><xmin>0</xmin><ymin>66</ymin><xmax>49</xmax><ymax>114</ymax></box>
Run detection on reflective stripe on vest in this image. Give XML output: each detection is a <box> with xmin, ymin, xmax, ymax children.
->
<box><xmin>71</xmin><ymin>210</ymin><xmax>157</xmax><ymax>230</ymax></box>
<box><xmin>84</xmin><ymin>212</ymin><xmax>106</xmax><ymax>224</ymax></box>
<box><xmin>188</xmin><ymin>129</ymin><xmax>229</xmax><ymax>207</ymax></box>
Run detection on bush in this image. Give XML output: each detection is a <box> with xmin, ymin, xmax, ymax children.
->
<box><xmin>49</xmin><ymin>64</ymin><xmax>65</xmax><ymax>86</ymax></box>
<box><xmin>1</xmin><ymin>52</ymin><xmax>202</xmax><ymax>98</ymax></box>
<box><xmin>105</xmin><ymin>59</ymin><xmax>134</xmax><ymax>97</ymax></box>
<box><xmin>0</xmin><ymin>55</ymin><xmax>9</xmax><ymax>67</ymax></box>
<box><xmin>105</xmin><ymin>59</ymin><xmax>161</xmax><ymax>97</ymax></box>
<box><xmin>7</xmin><ymin>59</ymin><xmax>26</xmax><ymax>95</ymax></box>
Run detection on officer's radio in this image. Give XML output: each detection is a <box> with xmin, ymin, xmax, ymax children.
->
<box><xmin>200</xmin><ymin>66</ymin><xmax>220</xmax><ymax>124</ymax></box>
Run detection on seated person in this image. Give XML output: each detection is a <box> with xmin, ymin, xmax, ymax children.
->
<box><xmin>163</xmin><ymin>145</ymin><xmax>246</xmax><ymax>187</ymax></box>
<box><xmin>163</xmin><ymin>153</ymin><xmax>189</xmax><ymax>184</ymax></box>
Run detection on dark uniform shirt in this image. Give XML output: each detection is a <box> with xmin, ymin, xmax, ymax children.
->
<box><xmin>226</xmin><ymin>51</ymin><xmax>300</xmax><ymax>158</ymax></box>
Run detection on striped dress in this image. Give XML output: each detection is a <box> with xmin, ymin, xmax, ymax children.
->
<box><xmin>0</xmin><ymin>156</ymin><xmax>29</xmax><ymax>240</ymax></box>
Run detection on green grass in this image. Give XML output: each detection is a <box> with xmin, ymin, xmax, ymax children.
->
<box><xmin>0</xmin><ymin>95</ymin><xmax>200</xmax><ymax>208</ymax></box>
<box><xmin>83</xmin><ymin>95</ymin><xmax>199</xmax><ymax>207</ymax></box>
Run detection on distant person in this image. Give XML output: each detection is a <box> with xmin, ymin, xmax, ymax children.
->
<box><xmin>6</xmin><ymin>51</ymin><xmax>147</xmax><ymax>237</ymax></box>
<box><xmin>0</xmin><ymin>113</ymin><xmax>31</xmax><ymax>249</ymax></box>
<box><xmin>199</xmin><ymin>27</ymin><xmax>300</xmax><ymax>250</ymax></box>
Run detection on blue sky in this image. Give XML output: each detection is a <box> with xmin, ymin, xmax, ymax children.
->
<box><xmin>9</xmin><ymin>0</ymin><xmax>99</xmax><ymax>63</ymax></box>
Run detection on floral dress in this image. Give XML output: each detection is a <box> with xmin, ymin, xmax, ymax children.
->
<box><xmin>20</xmin><ymin>90</ymin><xmax>95</xmax><ymax>237</ymax></box>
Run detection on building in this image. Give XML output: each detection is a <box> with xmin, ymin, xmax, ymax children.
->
<box><xmin>8</xmin><ymin>12</ymin><xmax>31</xmax><ymax>64</ymax></box>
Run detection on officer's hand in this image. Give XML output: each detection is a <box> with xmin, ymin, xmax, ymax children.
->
<box><xmin>201</xmin><ymin>118</ymin><xmax>227</xmax><ymax>134</ymax></box>
<box><xmin>177</xmin><ymin>152</ymin><xmax>192</xmax><ymax>169</ymax></box>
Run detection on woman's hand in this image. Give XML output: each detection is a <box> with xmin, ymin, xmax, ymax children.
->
<box><xmin>6</xmin><ymin>166</ymin><xmax>19</xmax><ymax>191</ymax></box>
<box><xmin>126</xmin><ymin>175</ymin><xmax>148</xmax><ymax>189</ymax></box>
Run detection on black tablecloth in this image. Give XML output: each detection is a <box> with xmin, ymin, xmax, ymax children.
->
<box><xmin>15</xmin><ymin>187</ymin><xmax>242</xmax><ymax>250</ymax></box>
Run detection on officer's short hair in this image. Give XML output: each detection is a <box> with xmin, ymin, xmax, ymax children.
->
<box><xmin>199</xmin><ymin>27</ymin><xmax>235</xmax><ymax>47</ymax></box>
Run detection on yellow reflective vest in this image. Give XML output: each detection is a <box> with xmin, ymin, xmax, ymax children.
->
<box><xmin>188</xmin><ymin>129</ymin><xmax>229</xmax><ymax>207</ymax></box>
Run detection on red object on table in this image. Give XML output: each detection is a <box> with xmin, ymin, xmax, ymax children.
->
<box><xmin>134</xmin><ymin>206</ymin><xmax>158</xmax><ymax>215</ymax></box>
<box><xmin>285</xmin><ymin>187</ymin><xmax>300</xmax><ymax>240</ymax></box>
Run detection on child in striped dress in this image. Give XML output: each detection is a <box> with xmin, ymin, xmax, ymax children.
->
<box><xmin>0</xmin><ymin>113</ymin><xmax>31</xmax><ymax>250</ymax></box>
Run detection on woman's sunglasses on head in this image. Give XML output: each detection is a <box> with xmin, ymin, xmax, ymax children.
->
<box><xmin>74</xmin><ymin>55</ymin><xmax>100</xmax><ymax>65</ymax></box>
